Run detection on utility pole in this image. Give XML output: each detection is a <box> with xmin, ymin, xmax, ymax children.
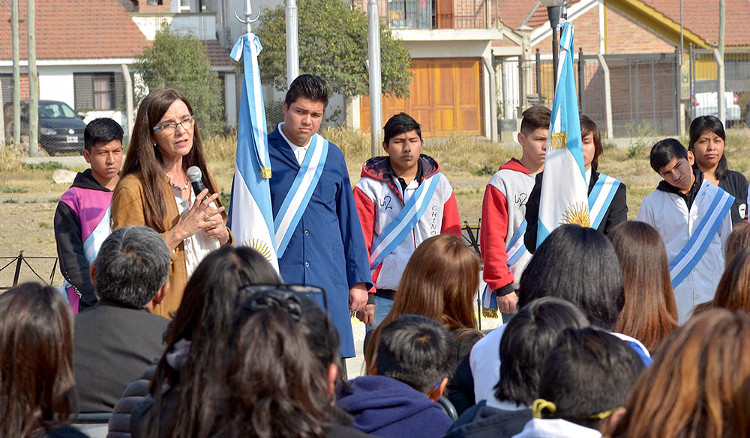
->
<box><xmin>12</xmin><ymin>0</ymin><xmax>20</xmax><ymax>147</ymax></box>
<box><xmin>367</xmin><ymin>0</ymin><xmax>382</xmax><ymax>158</ymax></box>
<box><xmin>286</xmin><ymin>0</ymin><xmax>299</xmax><ymax>85</ymax></box>
<box><xmin>28</xmin><ymin>0</ymin><xmax>38</xmax><ymax>156</ymax></box>
<box><xmin>718</xmin><ymin>0</ymin><xmax>726</xmax><ymax>123</ymax></box>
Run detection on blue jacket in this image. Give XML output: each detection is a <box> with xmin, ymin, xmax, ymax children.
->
<box><xmin>335</xmin><ymin>375</ymin><xmax>452</xmax><ymax>438</ymax></box>
<box><xmin>268</xmin><ymin>127</ymin><xmax>372</xmax><ymax>357</ymax></box>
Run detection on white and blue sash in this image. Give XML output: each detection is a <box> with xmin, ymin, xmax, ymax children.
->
<box><xmin>482</xmin><ymin>220</ymin><xmax>527</xmax><ymax>309</ymax></box>
<box><xmin>82</xmin><ymin>207</ymin><xmax>111</xmax><ymax>265</ymax></box>
<box><xmin>588</xmin><ymin>174</ymin><xmax>621</xmax><ymax>229</ymax></box>
<box><xmin>669</xmin><ymin>187</ymin><xmax>733</xmax><ymax>289</ymax></box>
<box><xmin>274</xmin><ymin>134</ymin><xmax>329</xmax><ymax>258</ymax></box>
<box><xmin>369</xmin><ymin>173</ymin><xmax>442</xmax><ymax>271</ymax></box>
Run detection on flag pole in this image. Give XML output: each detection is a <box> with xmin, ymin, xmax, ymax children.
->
<box><xmin>235</xmin><ymin>0</ymin><xmax>260</xmax><ymax>34</ymax></box>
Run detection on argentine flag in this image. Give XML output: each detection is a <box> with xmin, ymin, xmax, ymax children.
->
<box><xmin>228</xmin><ymin>33</ymin><xmax>279</xmax><ymax>271</ymax></box>
<box><xmin>536</xmin><ymin>21</ymin><xmax>589</xmax><ymax>248</ymax></box>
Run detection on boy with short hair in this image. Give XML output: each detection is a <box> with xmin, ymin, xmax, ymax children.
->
<box><xmin>54</xmin><ymin>117</ymin><xmax>124</xmax><ymax>313</ymax></box>
<box><xmin>636</xmin><ymin>138</ymin><xmax>733</xmax><ymax>323</ymax></box>
<box><xmin>480</xmin><ymin>105</ymin><xmax>550</xmax><ymax>317</ymax></box>
<box><xmin>354</xmin><ymin>112</ymin><xmax>461</xmax><ymax>327</ymax></box>
<box><xmin>336</xmin><ymin>314</ymin><xmax>455</xmax><ymax>438</ymax></box>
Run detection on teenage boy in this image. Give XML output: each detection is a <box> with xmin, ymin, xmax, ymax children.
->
<box><xmin>54</xmin><ymin>118</ymin><xmax>124</xmax><ymax>314</ymax></box>
<box><xmin>637</xmin><ymin>138</ymin><xmax>733</xmax><ymax>323</ymax></box>
<box><xmin>353</xmin><ymin>112</ymin><xmax>461</xmax><ymax>328</ymax></box>
<box><xmin>268</xmin><ymin>74</ymin><xmax>371</xmax><ymax>359</ymax></box>
<box><xmin>336</xmin><ymin>315</ymin><xmax>455</xmax><ymax>438</ymax></box>
<box><xmin>480</xmin><ymin>105</ymin><xmax>550</xmax><ymax>317</ymax></box>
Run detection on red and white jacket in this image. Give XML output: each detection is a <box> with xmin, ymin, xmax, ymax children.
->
<box><xmin>480</xmin><ymin>159</ymin><xmax>536</xmax><ymax>296</ymax></box>
<box><xmin>353</xmin><ymin>155</ymin><xmax>461</xmax><ymax>290</ymax></box>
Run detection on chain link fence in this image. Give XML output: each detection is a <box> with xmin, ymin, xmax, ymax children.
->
<box><xmin>689</xmin><ymin>47</ymin><xmax>750</xmax><ymax>127</ymax></box>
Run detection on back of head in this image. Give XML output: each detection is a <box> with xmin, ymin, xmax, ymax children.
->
<box><xmin>496</xmin><ymin>297</ymin><xmax>590</xmax><ymax>406</ymax></box>
<box><xmin>383</xmin><ymin>112</ymin><xmax>422</xmax><ymax>144</ymax></box>
<box><xmin>94</xmin><ymin>226</ymin><xmax>171</xmax><ymax>308</ymax></box>
<box><xmin>713</xmin><ymin>248</ymin><xmax>750</xmax><ymax>313</ymax></box>
<box><xmin>84</xmin><ymin>117</ymin><xmax>123</xmax><ymax>150</ymax></box>
<box><xmin>150</xmin><ymin>246</ymin><xmax>282</xmax><ymax>437</ymax></box>
<box><xmin>725</xmin><ymin>222</ymin><xmax>750</xmax><ymax>266</ymax></box>
<box><xmin>285</xmin><ymin>74</ymin><xmax>329</xmax><ymax>107</ymax></box>
<box><xmin>538</xmin><ymin>328</ymin><xmax>645</xmax><ymax>429</ymax></box>
<box><xmin>608</xmin><ymin>221</ymin><xmax>678</xmax><ymax>352</ymax></box>
<box><xmin>222</xmin><ymin>287</ymin><xmax>340</xmax><ymax>438</ymax></box>
<box><xmin>650</xmin><ymin>138</ymin><xmax>688</xmax><ymax>173</ymax></box>
<box><xmin>520</xmin><ymin>105</ymin><xmax>551</xmax><ymax>136</ymax></box>
<box><xmin>518</xmin><ymin>225</ymin><xmax>624</xmax><ymax>330</ymax></box>
<box><xmin>376</xmin><ymin>314</ymin><xmax>454</xmax><ymax>393</ymax></box>
<box><xmin>610</xmin><ymin>309</ymin><xmax>750</xmax><ymax>438</ymax></box>
<box><xmin>0</xmin><ymin>283</ymin><xmax>76</xmax><ymax>436</ymax></box>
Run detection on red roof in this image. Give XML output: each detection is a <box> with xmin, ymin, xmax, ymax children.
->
<box><xmin>201</xmin><ymin>40</ymin><xmax>233</xmax><ymax>68</ymax></box>
<box><xmin>641</xmin><ymin>0</ymin><xmax>750</xmax><ymax>47</ymax></box>
<box><xmin>0</xmin><ymin>0</ymin><xmax>150</xmax><ymax>61</ymax></box>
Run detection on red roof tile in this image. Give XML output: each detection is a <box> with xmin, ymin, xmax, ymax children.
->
<box><xmin>641</xmin><ymin>0</ymin><xmax>750</xmax><ymax>47</ymax></box>
<box><xmin>0</xmin><ymin>0</ymin><xmax>150</xmax><ymax>61</ymax></box>
<box><xmin>201</xmin><ymin>40</ymin><xmax>233</xmax><ymax>68</ymax></box>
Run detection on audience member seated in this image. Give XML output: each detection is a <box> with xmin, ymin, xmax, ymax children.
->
<box><xmin>471</xmin><ymin>225</ymin><xmax>650</xmax><ymax>404</ymax></box>
<box><xmin>694</xmin><ymin>247</ymin><xmax>750</xmax><ymax>317</ymax></box>
<box><xmin>605</xmin><ymin>309</ymin><xmax>750</xmax><ymax>438</ymax></box>
<box><xmin>214</xmin><ymin>287</ymin><xmax>374</xmax><ymax>438</ymax></box>
<box><xmin>337</xmin><ymin>315</ymin><xmax>454</xmax><ymax>437</ymax></box>
<box><xmin>74</xmin><ymin>226</ymin><xmax>171</xmax><ymax>414</ymax></box>
<box><xmin>607</xmin><ymin>221</ymin><xmax>678</xmax><ymax>353</ymax></box>
<box><xmin>0</xmin><ymin>283</ymin><xmax>88</xmax><ymax>438</ymax></box>
<box><xmin>108</xmin><ymin>246</ymin><xmax>281</xmax><ymax>438</ymax></box>
<box><xmin>364</xmin><ymin>234</ymin><xmax>483</xmax><ymax>414</ymax></box>
<box><xmin>724</xmin><ymin>222</ymin><xmax>750</xmax><ymax>265</ymax></box>
<box><xmin>514</xmin><ymin>328</ymin><xmax>645</xmax><ymax>438</ymax></box>
<box><xmin>447</xmin><ymin>298</ymin><xmax>590</xmax><ymax>438</ymax></box>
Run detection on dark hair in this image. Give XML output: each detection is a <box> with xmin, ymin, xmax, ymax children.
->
<box><xmin>725</xmin><ymin>223</ymin><xmax>750</xmax><ymax>266</ymax></box>
<box><xmin>609</xmin><ymin>309</ymin><xmax>750</xmax><ymax>438</ymax></box>
<box><xmin>608</xmin><ymin>221</ymin><xmax>678</xmax><ymax>352</ymax></box>
<box><xmin>0</xmin><ymin>283</ymin><xmax>77</xmax><ymax>437</ymax></box>
<box><xmin>518</xmin><ymin>225</ymin><xmax>624</xmax><ymax>330</ymax></box>
<box><xmin>94</xmin><ymin>226</ymin><xmax>171</xmax><ymax>308</ymax></box>
<box><xmin>365</xmin><ymin>234</ymin><xmax>480</xmax><ymax>368</ymax></box>
<box><xmin>148</xmin><ymin>246</ymin><xmax>282</xmax><ymax>438</ymax></box>
<box><xmin>689</xmin><ymin>115</ymin><xmax>728</xmax><ymax>180</ymax></box>
<box><xmin>495</xmin><ymin>297</ymin><xmax>590</xmax><ymax>406</ymax></box>
<box><xmin>650</xmin><ymin>138</ymin><xmax>688</xmax><ymax>173</ymax></box>
<box><xmin>538</xmin><ymin>328</ymin><xmax>645</xmax><ymax>429</ymax></box>
<box><xmin>120</xmin><ymin>88</ymin><xmax>222</xmax><ymax>233</ymax></box>
<box><xmin>84</xmin><ymin>117</ymin><xmax>124</xmax><ymax>150</ymax></box>
<box><xmin>219</xmin><ymin>289</ymin><xmax>340</xmax><ymax>438</ymax></box>
<box><xmin>376</xmin><ymin>314</ymin><xmax>454</xmax><ymax>394</ymax></box>
<box><xmin>711</xmin><ymin>247</ymin><xmax>750</xmax><ymax>313</ymax></box>
<box><xmin>284</xmin><ymin>74</ymin><xmax>329</xmax><ymax>108</ymax></box>
<box><xmin>520</xmin><ymin>105</ymin><xmax>551</xmax><ymax>136</ymax></box>
<box><xmin>383</xmin><ymin>112</ymin><xmax>422</xmax><ymax>144</ymax></box>
<box><xmin>580</xmin><ymin>115</ymin><xmax>602</xmax><ymax>172</ymax></box>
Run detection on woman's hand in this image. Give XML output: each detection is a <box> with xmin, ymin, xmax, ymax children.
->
<box><xmin>204</xmin><ymin>210</ymin><xmax>230</xmax><ymax>245</ymax></box>
<box><xmin>165</xmin><ymin>189</ymin><xmax>225</xmax><ymax>248</ymax></box>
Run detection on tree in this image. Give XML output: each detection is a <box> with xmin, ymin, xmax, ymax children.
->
<box><xmin>134</xmin><ymin>24</ymin><xmax>225</xmax><ymax>136</ymax></box>
<box><xmin>255</xmin><ymin>0</ymin><xmax>412</xmax><ymax>98</ymax></box>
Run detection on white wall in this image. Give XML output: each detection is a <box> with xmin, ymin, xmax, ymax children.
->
<box><xmin>38</xmin><ymin>68</ymin><xmax>75</xmax><ymax>107</ymax></box>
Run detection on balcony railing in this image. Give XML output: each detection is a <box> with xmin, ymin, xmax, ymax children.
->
<box><xmin>382</xmin><ymin>0</ymin><xmax>496</xmax><ymax>30</ymax></box>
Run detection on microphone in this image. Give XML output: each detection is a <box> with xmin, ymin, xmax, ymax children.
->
<box><xmin>186</xmin><ymin>166</ymin><xmax>208</xmax><ymax>203</ymax></box>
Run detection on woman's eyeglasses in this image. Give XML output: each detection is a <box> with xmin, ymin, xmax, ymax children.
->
<box><xmin>153</xmin><ymin>115</ymin><xmax>196</xmax><ymax>132</ymax></box>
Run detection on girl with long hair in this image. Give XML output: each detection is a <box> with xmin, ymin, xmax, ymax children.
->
<box><xmin>606</xmin><ymin>309</ymin><xmax>750</xmax><ymax>438</ymax></box>
<box><xmin>688</xmin><ymin>115</ymin><xmax>749</xmax><ymax>224</ymax></box>
<box><xmin>607</xmin><ymin>221</ymin><xmax>678</xmax><ymax>352</ymax></box>
<box><xmin>111</xmin><ymin>88</ymin><xmax>232</xmax><ymax>317</ymax></box>
<box><xmin>0</xmin><ymin>283</ymin><xmax>86</xmax><ymax>438</ymax></box>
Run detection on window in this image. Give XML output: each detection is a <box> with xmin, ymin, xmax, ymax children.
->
<box><xmin>74</xmin><ymin>73</ymin><xmax>122</xmax><ymax>112</ymax></box>
<box><xmin>93</xmin><ymin>74</ymin><xmax>114</xmax><ymax>110</ymax></box>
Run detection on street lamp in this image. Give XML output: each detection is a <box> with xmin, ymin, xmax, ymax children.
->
<box><xmin>541</xmin><ymin>0</ymin><xmax>563</xmax><ymax>90</ymax></box>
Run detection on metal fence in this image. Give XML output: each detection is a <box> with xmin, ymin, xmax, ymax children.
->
<box><xmin>499</xmin><ymin>49</ymin><xmax>682</xmax><ymax>138</ymax></box>
<box><xmin>0</xmin><ymin>252</ymin><xmax>59</xmax><ymax>290</ymax></box>
<box><xmin>689</xmin><ymin>47</ymin><xmax>750</xmax><ymax>126</ymax></box>
<box><xmin>379</xmin><ymin>0</ymin><xmax>498</xmax><ymax>30</ymax></box>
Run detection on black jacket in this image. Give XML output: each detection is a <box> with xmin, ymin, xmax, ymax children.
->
<box><xmin>524</xmin><ymin>170</ymin><xmax>628</xmax><ymax>253</ymax></box>
<box><xmin>444</xmin><ymin>400</ymin><xmax>532</xmax><ymax>438</ymax></box>
<box><xmin>718</xmin><ymin>170</ymin><xmax>749</xmax><ymax>224</ymax></box>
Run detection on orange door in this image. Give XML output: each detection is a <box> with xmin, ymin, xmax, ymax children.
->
<box><xmin>361</xmin><ymin>58</ymin><xmax>482</xmax><ymax>137</ymax></box>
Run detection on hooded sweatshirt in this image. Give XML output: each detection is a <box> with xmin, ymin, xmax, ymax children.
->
<box><xmin>335</xmin><ymin>375</ymin><xmax>452</xmax><ymax>438</ymax></box>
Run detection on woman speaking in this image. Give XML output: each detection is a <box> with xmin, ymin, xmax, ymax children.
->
<box><xmin>111</xmin><ymin>89</ymin><xmax>231</xmax><ymax>317</ymax></box>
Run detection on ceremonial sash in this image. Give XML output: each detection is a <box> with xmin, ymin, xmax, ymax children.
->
<box><xmin>588</xmin><ymin>174</ymin><xmax>621</xmax><ymax>229</ymax></box>
<box><xmin>82</xmin><ymin>207</ymin><xmax>111</xmax><ymax>265</ymax></box>
<box><xmin>481</xmin><ymin>284</ymin><xmax>498</xmax><ymax>309</ymax></box>
<box><xmin>274</xmin><ymin>135</ymin><xmax>329</xmax><ymax>258</ymax></box>
<box><xmin>669</xmin><ymin>186</ymin><xmax>733</xmax><ymax>289</ymax></box>
<box><xmin>369</xmin><ymin>173</ymin><xmax>442</xmax><ymax>271</ymax></box>
<box><xmin>505</xmin><ymin>220</ymin><xmax>527</xmax><ymax>268</ymax></box>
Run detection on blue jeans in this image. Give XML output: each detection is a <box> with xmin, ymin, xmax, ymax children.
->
<box><xmin>365</xmin><ymin>295</ymin><xmax>394</xmax><ymax>334</ymax></box>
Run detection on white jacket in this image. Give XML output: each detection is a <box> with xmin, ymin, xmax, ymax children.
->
<box><xmin>512</xmin><ymin>419</ymin><xmax>602</xmax><ymax>438</ymax></box>
<box><xmin>637</xmin><ymin>180</ymin><xmax>732</xmax><ymax>323</ymax></box>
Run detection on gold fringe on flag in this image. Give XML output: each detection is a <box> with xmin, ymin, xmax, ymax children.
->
<box><xmin>482</xmin><ymin>307</ymin><xmax>499</xmax><ymax>319</ymax></box>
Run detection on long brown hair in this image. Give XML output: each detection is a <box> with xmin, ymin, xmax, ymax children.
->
<box><xmin>120</xmin><ymin>88</ymin><xmax>221</xmax><ymax>233</ymax></box>
<box><xmin>725</xmin><ymin>223</ymin><xmax>750</xmax><ymax>267</ymax></box>
<box><xmin>608</xmin><ymin>221</ymin><xmax>678</xmax><ymax>352</ymax></box>
<box><xmin>711</xmin><ymin>247</ymin><xmax>750</xmax><ymax>313</ymax></box>
<box><xmin>609</xmin><ymin>309</ymin><xmax>750</xmax><ymax>438</ymax></box>
<box><xmin>0</xmin><ymin>283</ymin><xmax>77</xmax><ymax>437</ymax></box>
<box><xmin>365</xmin><ymin>234</ymin><xmax>480</xmax><ymax>368</ymax></box>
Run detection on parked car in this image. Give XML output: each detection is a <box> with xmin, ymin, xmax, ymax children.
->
<box><xmin>3</xmin><ymin>100</ymin><xmax>86</xmax><ymax>155</ymax></box>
